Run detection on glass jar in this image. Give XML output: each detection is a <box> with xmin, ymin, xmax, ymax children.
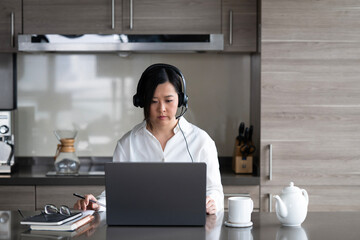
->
<box><xmin>54</xmin><ymin>130</ymin><xmax>80</xmax><ymax>174</ymax></box>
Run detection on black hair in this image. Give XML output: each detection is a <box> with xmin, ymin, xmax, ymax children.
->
<box><xmin>140</xmin><ymin>67</ymin><xmax>182</xmax><ymax>124</ymax></box>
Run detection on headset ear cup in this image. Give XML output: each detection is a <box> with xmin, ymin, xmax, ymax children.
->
<box><xmin>133</xmin><ymin>94</ymin><xmax>138</xmax><ymax>107</ymax></box>
<box><xmin>183</xmin><ymin>94</ymin><xmax>188</xmax><ymax>108</ymax></box>
<box><xmin>133</xmin><ymin>94</ymin><xmax>143</xmax><ymax>108</ymax></box>
<box><xmin>178</xmin><ymin>93</ymin><xmax>183</xmax><ymax>107</ymax></box>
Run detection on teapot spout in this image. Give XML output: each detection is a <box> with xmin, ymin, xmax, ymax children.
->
<box><xmin>273</xmin><ymin>195</ymin><xmax>288</xmax><ymax>218</ymax></box>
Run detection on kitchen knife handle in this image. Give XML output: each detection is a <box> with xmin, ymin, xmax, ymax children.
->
<box><xmin>10</xmin><ymin>12</ymin><xmax>15</xmax><ymax>48</ymax></box>
<box><xmin>130</xmin><ymin>0</ymin><xmax>134</xmax><ymax>30</ymax></box>
<box><xmin>229</xmin><ymin>10</ymin><xmax>233</xmax><ymax>45</ymax></box>
<box><xmin>268</xmin><ymin>193</ymin><xmax>272</xmax><ymax>212</ymax></box>
<box><xmin>269</xmin><ymin>144</ymin><xmax>272</xmax><ymax>180</ymax></box>
<box><xmin>111</xmin><ymin>0</ymin><xmax>115</xmax><ymax>29</ymax></box>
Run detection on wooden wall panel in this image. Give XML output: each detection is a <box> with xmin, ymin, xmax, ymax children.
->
<box><xmin>262</xmin><ymin>0</ymin><xmax>360</xmax><ymax>41</ymax></box>
<box><xmin>262</xmin><ymin>72</ymin><xmax>360</xmax><ymax>106</ymax></box>
<box><xmin>261</xmin><ymin>0</ymin><xmax>360</xmax><ymax>211</ymax></box>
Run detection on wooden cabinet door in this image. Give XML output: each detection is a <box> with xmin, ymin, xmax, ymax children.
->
<box><xmin>36</xmin><ymin>186</ymin><xmax>105</xmax><ymax>210</ymax></box>
<box><xmin>0</xmin><ymin>186</ymin><xmax>35</xmax><ymax>210</ymax></box>
<box><xmin>261</xmin><ymin>185</ymin><xmax>360</xmax><ymax>212</ymax></box>
<box><xmin>122</xmin><ymin>0</ymin><xmax>221</xmax><ymax>34</ymax></box>
<box><xmin>222</xmin><ymin>0</ymin><xmax>257</xmax><ymax>52</ymax></box>
<box><xmin>23</xmin><ymin>0</ymin><xmax>122</xmax><ymax>34</ymax></box>
<box><xmin>0</xmin><ymin>0</ymin><xmax>21</xmax><ymax>52</ymax></box>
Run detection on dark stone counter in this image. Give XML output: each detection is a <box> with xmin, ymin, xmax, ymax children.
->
<box><xmin>0</xmin><ymin>157</ymin><xmax>259</xmax><ymax>186</ymax></box>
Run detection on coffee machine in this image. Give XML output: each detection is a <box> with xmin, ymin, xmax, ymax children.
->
<box><xmin>0</xmin><ymin>111</ymin><xmax>14</xmax><ymax>173</ymax></box>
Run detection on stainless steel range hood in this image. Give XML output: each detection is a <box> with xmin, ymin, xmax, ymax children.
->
<box><xmin>18</xmin><ymin>34</ymin><xmax>224</xmax><ymax>52</ymax></box>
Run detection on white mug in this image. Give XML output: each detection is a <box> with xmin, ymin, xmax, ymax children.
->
<box><xmin>228</xmin><ymin>197</ymin><xmax>254</xmax><ymax>224</ymax></box>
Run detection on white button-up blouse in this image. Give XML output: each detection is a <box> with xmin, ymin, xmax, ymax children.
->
<box><xmin>97</xmin><ymin>117</ymin><xmax>224</xmax><ymax>213</ymax></box>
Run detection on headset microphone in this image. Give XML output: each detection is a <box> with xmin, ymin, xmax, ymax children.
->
<box><xmin>176</xmin><ymin>106</ymin><xmax>188</xmax><ymax>120</ymax></box>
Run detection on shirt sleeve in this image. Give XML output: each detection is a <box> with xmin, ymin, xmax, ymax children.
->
<box><xmin>113</xmin><ymin>140</ymin><xmax>129</xmax><ymax>162</ymax></box>
<box><xmin>97</xmin><ymin>191</ymin><xmax>106</xmax><ymax>212</ymax></box>
<box><xmin>202</xmin><ymin>138</ymin><xmax>224</xmax><ymax>214</ymax></box>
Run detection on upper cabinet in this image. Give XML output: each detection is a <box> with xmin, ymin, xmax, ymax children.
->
<box><xmin>122</xmin><ymin>0</ymin><xmax>221</xmax><ymax>34</ymax></box>
<box><xmin>23</xmin><ymin>0</ymin><xmax>123</xmax><ymax>34</ymax></box>
<box><xmin>0</xmin><ymin>0</ymin><xmax>22</xmax><ymax>52</ymax></box>
<box><xmin>222</xmin><ymin>0</ymin><xmax>257</xmax><ymax>52</ymax></box>
<box><xmin>23</xmin><ymin>0</ymin><xmax>221</xmax><ymax>35</ymax></box>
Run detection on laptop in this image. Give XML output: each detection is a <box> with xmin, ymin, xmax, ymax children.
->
<box><xmin>105</xmin><ymin>162</ymin><xmax>206</xmax><ymax>226</ymax></box>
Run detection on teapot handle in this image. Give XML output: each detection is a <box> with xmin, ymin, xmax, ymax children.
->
<box><xmin>302</xmin><ymin>189</ymin><xmax>309</xmax><ymax>206</ymax></box>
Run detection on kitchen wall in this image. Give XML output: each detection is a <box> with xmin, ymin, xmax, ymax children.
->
<box><xmin>15</xmin><ymin>53</ymin><xmax>251</xmax><ymax>157</ymax></box>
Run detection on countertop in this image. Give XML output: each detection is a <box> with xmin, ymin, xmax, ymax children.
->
<box><xmin>3</xmin><ymin>211</ymin><xmax>360</xmax><ymax>240</ymax></box>
<box><xmin>0</xmin><ymin>157</ymin><xmax>260</xmax><ymax>186</ymax></box>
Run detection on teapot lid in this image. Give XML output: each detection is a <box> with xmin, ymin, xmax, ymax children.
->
<box><xmin>282</xmin><ymin>182</ymin><xmax>301</xmax><ymax>194</ymax></box>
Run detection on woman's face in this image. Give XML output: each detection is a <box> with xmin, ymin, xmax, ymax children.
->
<box><xmin>148</xmin><ymin>81</ymin><xmax>179</xmax><ymax>128</ymax></box>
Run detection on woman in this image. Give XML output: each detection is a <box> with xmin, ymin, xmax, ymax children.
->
<box><xmin>74</xmin><ymin>63</ymin><xmax>224</xmax><ymax>215</ymax></box>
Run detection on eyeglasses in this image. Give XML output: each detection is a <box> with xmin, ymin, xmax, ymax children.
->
<box><xmin>44</xmin><ymin>204</ymin><xmax>71</xmax><ymax>216</ymax></box>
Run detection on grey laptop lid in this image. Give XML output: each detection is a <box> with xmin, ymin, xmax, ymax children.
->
<box><xmin>105</xmin><ymin>162</ymin><xmax>206</xmax><ymax>226</ymax></box>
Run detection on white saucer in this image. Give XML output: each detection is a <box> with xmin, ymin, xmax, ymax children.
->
<box><xmin>224</xmin><ymin>221</ymin><xmax>253</xmax><ymax>228</ymax></box>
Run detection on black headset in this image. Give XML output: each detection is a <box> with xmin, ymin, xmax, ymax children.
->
<box><xmin>133</xmin><ymin>63</ymin><xmax>188</xmax><ymax>111</ymax></box>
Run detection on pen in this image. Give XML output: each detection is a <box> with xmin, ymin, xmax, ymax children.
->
<box><xmin>73</xmin><ymin>193</ymin><xmax>106</xmax><ymax>207</ymax></box>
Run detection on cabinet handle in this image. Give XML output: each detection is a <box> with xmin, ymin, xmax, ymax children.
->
<box><xmin>10</xmin><ymin>12</ymin><xmax>15</xmax><ymax>48</ymax></box>
<box><xmin>111</xmin><ymin>0</ymin><xmax>115</xmax><ymax>29</ymax></box>
<box><xmin>130</xmin><ymin>0</ymin><xmax>133</xmax><ymax>30</ymax></box>
<box><xmin>269</xmin><ymin>144</ymin><xmax>273</xmax><ymax>180</ymax></box>
<box><xmin>268</xmin><ymin>193</ymin><xmax>272</xmax><ymax>212</ymax></box>
<box><xmin>224</xmin><ymin>193</ymin><xmax>250</xmax><ymax>197</ymax></box>
<box><xmin>229</xmin><ymin>10</ymin><xmax>233</xmax><ymax>45</ymax></box>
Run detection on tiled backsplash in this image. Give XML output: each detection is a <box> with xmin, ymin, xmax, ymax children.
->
<box><xmin>15</xmin><ymin>53</ymin><xmax>251</xmax><ymax>157</ymax></box>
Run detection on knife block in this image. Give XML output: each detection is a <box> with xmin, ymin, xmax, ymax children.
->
<box><xmin>232</xmin><ymin>139</ymin><xmax>253</xmax><ymax>174</ymax></box>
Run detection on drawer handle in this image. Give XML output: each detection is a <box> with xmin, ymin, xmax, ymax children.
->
<box><xmin>224</xmin><ymin>193</ymin><xmax>250</xmax><ymax>197</ymax></box>
<box><xmin>268</xmin><ymin>193</ymin><xmax>272</xmax><ymax>212</ymax></box>
<box><xmin>269</xmin><ymin>144</ymin><xmax>273</xmax><ymax>180</ymax></box>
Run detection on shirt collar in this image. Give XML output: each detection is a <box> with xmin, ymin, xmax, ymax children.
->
<box><xmin>134</xmin><ymin>117</ymin><xmax>191</xmax><ymax>136</ymax></box>
<box><xmin>174</xmin><ymin>117</ymin><xmax>191</xmax><ymax>134</ymax></box>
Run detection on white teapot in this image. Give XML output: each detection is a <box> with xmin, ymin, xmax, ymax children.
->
<box><xmin>273</xmin><ymin>182</ymin><xmax>309</xmax><ymax>226</ymax></box>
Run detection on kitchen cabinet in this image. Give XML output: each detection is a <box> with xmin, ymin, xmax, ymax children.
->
<box><xmin>0</xmin><ymin>0</ymin><xmax>21</xmax><ymax>52</ymax></box>
<box><xmin>223</xmin><ymin>185</ymin><xmax>259</xmax><ymax>211</ymax></box>
<box><xmin>222</xmin><ymin>0</ymin><xmax>257</xmax><ymax>52</ymax></box>
<box><xmin>261</xmin><ymin>185</ymin><xmax>360</xmax><ymax>212</ymax></box>
<box><xmin>260</xmin><ymin>0</ymin><xmax>360</xmax><ymax>211</ymax></box>
<box><xmin>36</xmin><ymin>186</ymin><xmax>104</xmax><ymax>210</ymax></box>
<box><xmin>23</xmin><ymin>0</ymin><xmax>221</xmax><ymax>35</ymax></box>
<box><xmin>23</xmin><ymin>0</ymin><xmax>122</xmax><ymax>34</ymax></box>
<box><xmin>122</xmin><ymin>0</ymin><xmax>221</xmax><ymax>34</ymax></box>
<box><xmin>0</xmin><ymin>186</ymin><xmax>35</xmax><ymax>210</ymax></box>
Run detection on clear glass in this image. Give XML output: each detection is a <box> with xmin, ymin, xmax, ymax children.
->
<box><xmin>54</xmin><ymin>151</ymin><xmax>80</xmax><ymax>174</ymax></box>
<box><xmin>54</xmin><ymin>130</ymin><xmax>80</xmax><ymax>174</ymax></box>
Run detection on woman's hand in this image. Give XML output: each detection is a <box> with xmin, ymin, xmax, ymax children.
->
<box><xmin>206</xmin><ymin>196</ymin><xmax>216</xmax><ymax>215</ymax></box>
<box><xmin>73</xmin><ymin>194</ymin><xmax>100</xmax><ymax>211</ymax></box>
